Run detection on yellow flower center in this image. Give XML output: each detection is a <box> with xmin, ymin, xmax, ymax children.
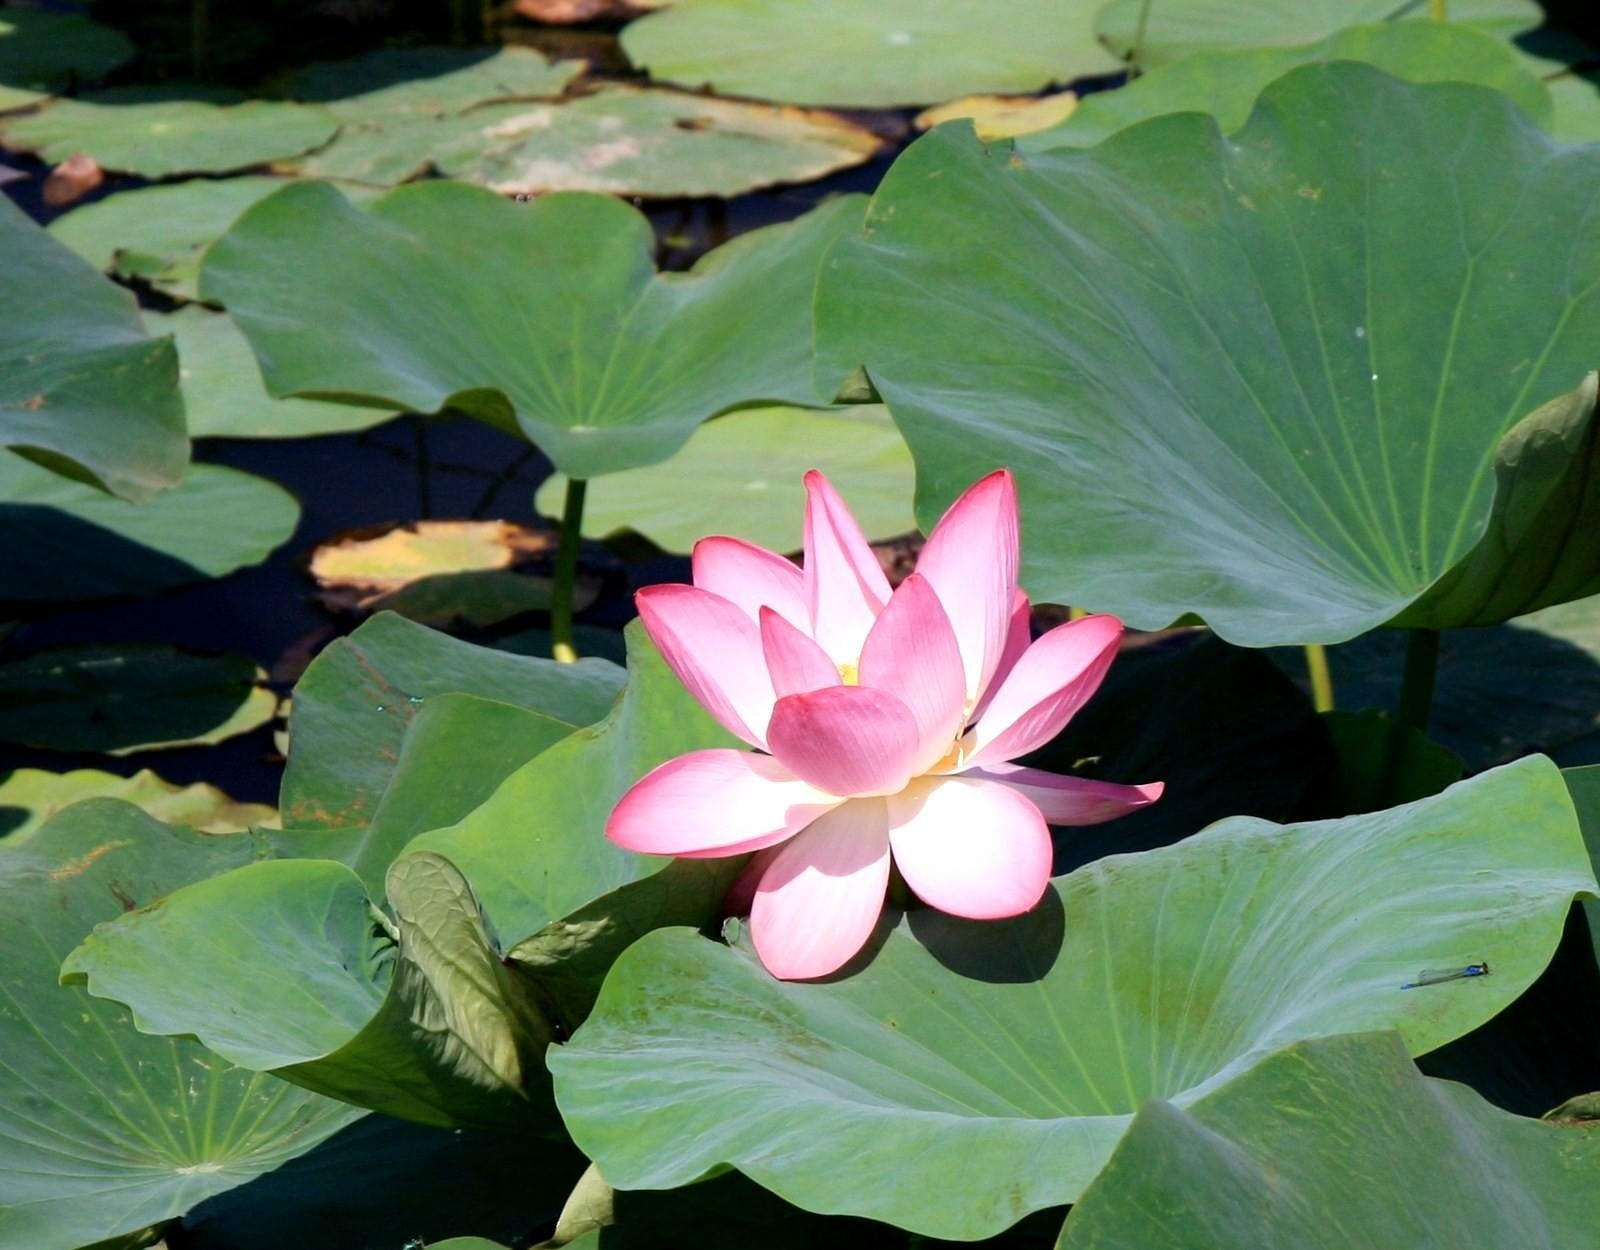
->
<box><xmin>837</xmin><ymin>661</ymin><xmax>859</xmax><ymax>685</ymax></box>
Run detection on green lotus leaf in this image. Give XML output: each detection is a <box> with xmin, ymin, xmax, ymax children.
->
<box><xmin>1561</xmin><ymin>764</ymin><xmax>1600</xmax><ymax>961</ymax></box>
<box><xmin>0</xmin><ymin>802</ymin><xmax>358</xmax><ymax>1250</ymax></box>
<box><xmin>65</xmin><ymin>851</ymin><xmax>557</xmax><ymax>1130</ymax></box>
<box><xmin>0</xmin><ymin>8</ymin><xmax>132</xmax><ymax>110</ymax></box>
<box><xmin>423</xmin><ymin>86</ymin><xmax>884</xmax><ymax>199</ymax></box>
<box><xmin>406</xmin><ymin>621</ymin><xmax>742</xmax><ymax>1025</ymax></box>
<box><xmin>1</xmin><ymin>93</ymin><xmax>338</xmax><ymax>178</ymax></box>
<box><xmin>538</xmin><ymin>404</ymin><xmax>913</xmax><ymax>553</ymax></box>
<box><xmin>0</xmin><ymin>645</ymin><xmax>277</xmax><ymax>755</ymax></box>
<box><xmin>0</xmin><ymin>196</ymin><xmax>185</xmax><ymax>502</ymax></box>
<box><xmin>620</xmin><ymin>0</ymin><xmax>1121</xmax><ymax>108</ymax></box>
<box><xmin>203</xmin><ymin>181</ymin><xmax>863</xmax><ymax>478</ymax></box>
<box><xmin>0</xmin><ymin>767</ymin><xmax>274</xmax><ymax>849</ymax></box>
<box><xmin>1027</xmin><ymin>21</ymin><xmax>1553</xmax><ymax>150</ymax></box>
<box><xmin>550</xmin><ymin>757</ymin><xmax>1597</xmax><ymax>1238</ymax></box>
<box><xmin>1094</xmin><ymin>0</ymin><xmax>1543</xmax><ymax>71</ymax></box>
<box><xmin>279</xmin><ymin>612</ymin><xmax>621</xmax><ymax>833</ymax></box>
<box><xmin>155</xmin><ymin>306</ymin><xmax>395</xmax><ymax>438</ymax></box>
<box><xmin>817</xmin><ymin>65</ymin><xmax>1600</xmax><ymax>646</ymax></box>
<box><xmin>48</xmin><ymin>178</ymin><xmax>381</xmax><ymax>304</ymax></box>
<box><xmin>1546</xmin><ymin>67</ymin><xmax>1600</xmax><ymax>142</ymax></box>
<box><xmin>0</xmin><ymin>452</ymin><xmax>298</xmax><ymax>606</ymax></box>
<box><xmin>1056</xmin><ymin>1030</ymin><xmax>1600</xmax><ymax>1249</ymax></box>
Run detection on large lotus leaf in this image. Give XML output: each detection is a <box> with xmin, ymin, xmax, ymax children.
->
<box><xmin>0</xmin><ymin>452</ymin><xmax>298</xmax><ymax>606</ymax></box>
<box><xmin>406</xmin><ymin>622</ymin><xmax>741</xmax><ymax>1023</ymax></box>
<box><xmin>0</xmin><ymin>645</ymin><xmax>277</xmax><ymax>755</ymax></box>
<box><xmin>0</xmin><ymin>9</ymin><xmax>131</xmax><ymax>110</ymax></box>
<box><xmin>1055</xmin><ymin>1030</ymin><xmax>1600</xmax><ymax>1250</ymax></box>
<box><xmin>203</xmin><ymin>182</ymin><xmax>864</xmax><ymax>479</ymax></box>
<box><xmin>549</xmin><ymin>758</ymin><xmax>1597</xmax><ymax>1238</ymax></box>
<box><xmin>1</xmin><ymin>94</ymin><xmax>338</xmax><ymax>178</ymax></box>
<box><xmin>1094</xmin><ymin>0</ymin><xmax>1544</xmax><ymax>70</ymax></box>
<box><xmin>180</xmin><ymin>1113</ymin><xmax>585</xmax><ymax>1250</ymax></box>
<box><xmin>48</xmin><ymin>178</ymin><xmax>380</xmax><ymax>304</ymax></box>
<box><xmin>65</xmin><ymin>850</ymin><xmax>560</xmax><ymax>1130</ymax></box>
<box><xmin>155</xmin><ymin>306</ymin><xmax>395</xmax><ymax>438</ymax></box>
<box><xmin>816</xmin><ymin>65</ymin><xmax>1600</xmax><ymax>647</ymax></box>
<box><xmin>1546</xmin><ymin>68</ymin><xmax>1600</xmax><ymax>142</ymax></box>
<box><xmin>280</xmin><ymin>612</ymin><xmax>621</xmax><ymax>830</ymax></box>
<box><xmin>0</xmin><ymin>801</ymin><xmax>359</xmax><ymax>1250</ymax></box>
<box><xmin>0</xmin><ymin>196</ymin><xmax>184</xmax><ymax>502</ymax></box>
<box><xmin>620</xmin><ymin>0</ymin><xmax>1121</xmax><ymax>108</ymax></box>
<box><xmin>428</xmin><ymin>87</ymin><xmax>884</xmax><ymax>198</ymax></box>
<box><xmin>0</xmin><ymin>767</ymin><xmax>274</xmax><ymax>848</ymax></box>
<box><xmin>538</xmin><ymin>404</ymin><xmax>913</xmax><ymax>553</ymax></box>
<box><xmin>1028</xmin><ymin>21</ymin><xmax>1553</xmax><ymax>150</ymax></box>
<box><xmin>287</xmin><ymin>45</ymin><xmax>582</xmax><ymax>116</ymax></box>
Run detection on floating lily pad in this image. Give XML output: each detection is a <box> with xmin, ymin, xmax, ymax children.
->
<box><xmin>406</xmin><ymin>622</ymin><xmax>743</xmax><ymax>1024</ymax></box>
<box><xmin>0</xmin><ymin>645</ymin><xmax>277</xmax><ymax>755</ymax></box>
<box><xmin>915</xmin><ymin>91</ymin><xmax>1078</xmax><ymax>139</ymax></box>
<box><xmin>1</xmin><ymin>196</ymin><xmax>184</xmax><ymax>502</ymax></box>
<box><xmin>1094</xmin><ymin>0</ymin><xmax>1544</xmax><ymax>70</ymax></box>
<box><xmin>2</xmin><ymin>93</ymin><xmax>339</xmax><ymax>178</ymax></box>
<box><xmin>1028</xmin><ymin>21</ymin><xmax>1553</xmax><ymax>150</ymax></box>
<box><xmin>204</xmin><ymin>182</ymin><xmax>863</xmax><ymax>478</ymax></box>
<box><xmin>155</xmin><ymin>306</ymin><xmax>396</xmax><ymax>438</ymax></box>
<box><xmin>1056</xmin><ymin>1030</ymin><xmax>1600</xmax><ymax>1249</ymax></box>
<box><xmin>550</xmin><ymin>758</ymin><xmax>1596</xmax><ymax>1237</ymax></box>
<box><xmin>0</xmin><ymin>451</ymin><xmax>299</xmax><ymax>606</ymax></box>
<box><xmin>620</xmin><ymin>0</ymin><xmax>1121</xmax><ymax>108</ymax></box>
<box><xmin>0</xmin><ymin>801</ymin><xmax>359</xmax><ymax>1250</ymax></box>
<box><xmin>537</xmin><ymin>405</ymin><xmax>913</xmax><ymax>553</ymax></box>
<box><xmin>65</xmin><ymin>851</ymin><xmax>561</xmax><ymax>1130</ymax></box>
<box><xmin>279</xmin><ymin>612</ymin><xmax>621</xmax><ymax>831</ymax></box>
<box><xmin>309</xmin><ymin>519</ymin><xmax>593</xmax><ymax>626</ymax></box>
<box><xmin>48</xmin><ymin>177</ymin><xmax>380</xmax><ymax>303</ymax></box>
<box><xmin>0</xmin><ymin>767</ymin><xmax>274</xmax><ymax>848</ymax></box>
<box><xmin>286</xmin><ymin>46</ymin><xmax>583</xmax><ymax>186</ymax></box>
<box><xmin>817</xmin><ymin>65</ymin><xmax>1600</xmax><ymax>647</ymax></box>
<box><xmin>432</xmin><ymin>86</ymin><xmax>884</xmax><ymax>198</ymax></box>
<box><xmin>0</xmin><ymin>9</ymin><xmax>132</xmax><ymax>110</ymax></box>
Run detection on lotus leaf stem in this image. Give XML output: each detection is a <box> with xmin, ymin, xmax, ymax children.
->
<box><xmin>1396</xmin><ymin>628</ymin><xmax>1441</xmax><ymax>735</ymax></box>
<box><xmin>1430</xmin><ymin>0</ymin><xmax>1449</xmax><ymax>19</ymax></box>
<box><xmin>552</xmin><ymin>477</ymin><xmax>588</xmax><ymax>664</ymax></box>
<box><xmin>1305</xmin><ymin>643</ymin><xmax>1335</xmax><ymax>713</ymax></box>
<box><xmin>1129</xmin><ymin>0</ymin><xmax>1155</xmax><ymax>77</ymax></box>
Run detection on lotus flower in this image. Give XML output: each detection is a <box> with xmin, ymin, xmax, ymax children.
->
<box><xmin>607</xmin><ymin>469</ymin><xmax>1162</xmax><ymax>979</ymax></box>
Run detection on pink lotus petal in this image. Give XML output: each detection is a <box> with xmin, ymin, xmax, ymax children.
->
<box><xmin>692</xmin><ymin>535</ymin><xmax>807</xmax><ymax>628</ymax></box>
<box><xmin>635</xmin><ymin>584</ymin><xmax>777</xmax><ymax>748</ymax></box>
<box><xmin>887</xmin><ymin>776</ymin><xmax>1051</xmax><ymax>919</ymax></box>
<box><xmin>959</xmin><ymin>614</ymin><xmax>1123</xmax><ymax>770</ymax></box>
<box><xmin>752</xmin><ymin>798</ymin><xmax>891</xmax><ymax>979</ymax></box>
<box><xmin>858</xmin><ymin>573</ymin><xmax>967</xmax><ymax>773</ymax></box>
<box><xmin>607</xmin><ymin>749</ymin><xmax>838</xmax><ymax>857</ymax></box>
<box><xmin>972</xmin><ymin>590</ymin><xmax>1031</xmax><ymax>721</ymax></box>
<box><xmin>760</xmin><ymin>607</ymin><xmax>840</xmax><ymax>698</ymax></box>
<box><xmin>802</xmin><ymin>469</ymin><xmax>891</xmax><ymax>666</ymax></box>
<box><xmin>913</xmin><ymin>470</ymin><xmax>1020</xmax><ymax>709</ymax></box>
<box><xmin>766</xmin><ymin>685</ymin><xmax>920</xmax><ymax>798</ymax></box>
<box><xmin>970</xmin><ymin>762</ymin><xmax>1163</xmax><ymax>825</ymax></box>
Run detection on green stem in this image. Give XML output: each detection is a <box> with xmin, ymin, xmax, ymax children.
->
<box><xmin>1129</xmin><ymin>0</ymin><xmax>1155</xmax><ymax>77</ymax></box>
<box><xmin>1395</xmin><ymin>628</ymin><xmax>1441</xmax><ymax>734</ymax></box>
<box><xmin>1429</xmin><ymin>0</ymin><xmax>1448</xmax><ymax>19</ymax></box>
<box><xmin>551</xmin><ymin>477</ymin><xmax>587</xmax><ymax>664</ymax></box>
<box><xmin>1304</xmin><ymin>643</ymin><xmax>1335</xmax><ymax>713</ymax></box>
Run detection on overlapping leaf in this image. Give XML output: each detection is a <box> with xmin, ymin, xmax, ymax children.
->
<box><xmin>0</xmin><ymin>196</ymin><xmax>185</xmax><ymax>501</ymax></box>
<box><xmin>1056</xmin><ymin>1031</ymin><xmax>1600</xmax><ymax>1249</ymax></box>
<box><xmin>204</xmin><ymin>182</ymin><xmax>864</xmax><ymax>478</ymax></box>
<box><xmin>0</xmin><ymin>802</ymin><xmax>358</xmax><ymax>1250</ymax></box>
<box><xmin>537</xmin><ymin>404</ymin><xmax>913</xmax><ymax>553</ymax></box>
<box><xmin>620</xmin><ymin>0</ymin><xmax>1120</xmax><ymax>108</ymax></box>
<box><xmin>550</xmin><ymin>758</ymin><xmax>1596</xmax><ymax>1238</ymax></box>
<box><xmin>0</xmin><ymin>8</ymin><xmax>131</xmax><ymax>110</ymax></box>
<box><xmin>817</xmin><ymin>65</ymin><xmax>1600</xmax><ymax>646</ymax></box>
<box><xmin>0</xmin><ymin>767</ymin><xmax>273</xmax><ymax>849</ymax></box>
<box><xmin>0</xmin><ymin>452</ymin><xmax>299</xmax><ymax>606</ymax></box>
